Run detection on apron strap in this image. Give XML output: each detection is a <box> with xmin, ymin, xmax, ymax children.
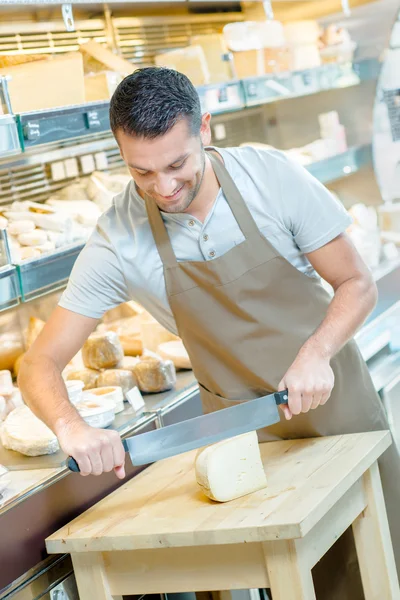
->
<box><xmin>144</xmin><ymin>193</ymin><xmax>178</xmax><ymax>268</ymax></box>
<box><xmin>207</xmin><ymin>151</ymin><xmax>262</xmax><ymax>238</ymax></box>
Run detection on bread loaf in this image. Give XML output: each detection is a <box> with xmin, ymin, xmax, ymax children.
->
<box><xmin>133</xmin><ymin>355</ymin><xmax>176</xmax><ymax>393</ymax></box>
<box><xmin>96</xmin><ymin>369</ymin><xmax>135</xmax><ymax>396</ymax></box>
<box><xmin>82</xmin><ymin>332</ymin><xmax>124</xmax><ymax>370</ymax></box>
<box><xmin>66</xmin><ymin>368</ymin><xmax>99</xmax><ymax>390</ymax></box>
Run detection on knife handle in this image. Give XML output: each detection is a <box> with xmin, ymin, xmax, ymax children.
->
<box><xmin>274</xmin><ymin>390</ymin><xmax>289</xmax><ymax>405</ymax></box>
<box><xmin>67</xmin><ymin>456</ymin><xmax>80</xmax><ymax>472</ymax></box>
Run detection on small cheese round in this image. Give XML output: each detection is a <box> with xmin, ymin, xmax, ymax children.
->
<box><xmin>18</xmin><ymin>230</ymin><xmax>48</xmax><ymax>247</ymax></box>
<box><xmin>0</xmin><ymin>216</ymin><xmax>8</xmax><ymax>229</ymax></box>
<box><xmin>82</xmin><ymin>332</ymin><xmax>124</xmax><ymax>370</ymax></box>
<box><xmin>19</xmin><ymin>247</ymin><xmax>41</xmax><ymax>261</ymax></box>
<box><xmin>96</xmin><ymin>369</ymin><xmax>135</xmax><ymax>397</ymax></box>
<box><xmin>195</xmin><ymin>432</ymin><xmax>268</xmax><ymax>503</ymax></box>
<box><xmin>133</xmin><ymin>356</ymin><xmax>176</xmax><ymax>393</ymax></box>
<box><xmin>8</xmin><ymin>220</ymin><xmax>35</xmax><ymax>235</ymax></box>
<box><xmin>66</xmin><ymin>368</ymin><xmax>99</xmax><ymax>390</ymax></box>
<box><xmin>157</xmin><ymin>340</ymin><xmax>191</xmax><ymax>370</ymax></box>
<box><xmin>1</xmin><ymin>406</ymin><xmax>59</xmax><ymax>456</ymax></box>
<box><xmin>35</xmin><ymin>241</ymin><xmax>56</xmax><ymax>254</ymax></box>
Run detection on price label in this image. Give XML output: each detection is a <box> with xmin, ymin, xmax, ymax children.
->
<box><xmin>86</xmin><ymin>110</ymin><xmax>101</xmax><ymax>129</ymax></box>
<box><xmin>126</xmin><ymin>386</ymin><xmax>145</xmax><ymax>414</ymax></box>
<box><xmin>204</xmin><ymin>85</ymin><xmax>242</xmax><ymax>113</ymax></box>
<box><xmin>24</xmin><ymin>121</ymin><xmax>40</xmax><ymax>141</ymax></box>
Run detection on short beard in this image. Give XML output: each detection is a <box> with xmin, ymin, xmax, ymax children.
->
<box><xmin>162</xmin><ymin>144</ymin><xmax>206</xmax><ymax>214</ymax></box>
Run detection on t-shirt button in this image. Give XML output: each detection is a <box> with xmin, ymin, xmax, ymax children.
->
<box><xmin>203</xmin><ymin>234</ymin><xmax>209</xmax><ymax>241</ymax></box>
<box><xmin>188</xmin><ymin>220</ymin><xmax>195</xmax><ymax>227</ymax></box>
<box><xmin>209</xmin><ymin>250</ymin><xmax>216</xmax><ymax>258</ymax></box>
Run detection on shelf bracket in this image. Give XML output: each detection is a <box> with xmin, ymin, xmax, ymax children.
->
<box><xmin>62</xmin><ymin>4</ymin><xmax>75</xmax><ymax>32</ymax></box>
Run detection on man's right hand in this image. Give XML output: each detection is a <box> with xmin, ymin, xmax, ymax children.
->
<box><xmin>56</xmin><ymin>419</ymin><xmax>126</xmax><ymax>479</ymax></box>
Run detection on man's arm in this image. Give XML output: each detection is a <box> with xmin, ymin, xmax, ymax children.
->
<box><xmin>18</xmin><ymin>306</ymin><xmax>126</xmax><ymax>478</ymax></box>
<box><xmin>279</xmin><ymin>233</ymin><xmax>377</xmax><ymax>420</ymax></box>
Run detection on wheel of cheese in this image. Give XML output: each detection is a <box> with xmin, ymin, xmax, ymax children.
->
<box><xmin>195</xmin><ymin>431</ymin><xmax>268</xmax><ymax>502</ymax></box>
<box><xmin>157</xmin><ymin>341</ymin><xmax>191</xmax><ymax>370</ymax></box>
<box><xmin>8</xmin><ymin>220</ymin><xmax>35</xmax><ymax>235</ymax></box>
<box><xmin>89</xmin><ymin>386</ymin><xmax>124</xmax><ymax>413</ymax></box>
<box><xmin>82</xmin><ymin>332</ymin><xmax>124</xmax><ymax>370</ymax></box>
<box><xmin>133</xmin><ymin>356</ymin><xmax>176</xmax><ymax>393</ymax></box>
<box><xmin>1</xmin><ymin>406</ymin><xmax>59</xmax><ymax>456</ymax></box>
<box><xmin>18</xmin><ymin>230</ymin><xmax>48</xmax><ymax>247</ymax></box>
<box><xmin>19</xmin><ymin>247</ymin><xmax>41</xmax><ymax>261</ymax></box>
<box><xmin>66</xmin><ymin>368</ymin><xmax>99</xmax><ymax>390</ymax></box>
<box><xmin>96</xmin><ymin>369</ymin><xmax>135</xmax><ymax>397</ymax></box>
<box><xmin>97</xmin><ymin>317</ymin><xmax>143</xmax><ymax>356</ymax></box>
<box><xmin>35</xmin><ymin>241</ymin><xmax>56</xmax><ymax>254</ymax></box>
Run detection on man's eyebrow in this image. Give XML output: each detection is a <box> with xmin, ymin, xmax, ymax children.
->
<box><xmin>128</xmin><ymin>153</ymin><xmax>189</xmax><ymax>172</ymax></box>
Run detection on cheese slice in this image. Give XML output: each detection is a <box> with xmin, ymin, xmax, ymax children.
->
<box><xmin>195</xmin><ymin>431</ymin><xmax>268</xmax><ymax>503</ymax></box>
<box><xmin>1</xmin><ymin>406</ymin><xmax>59</xmax><ymax>456</ymax></box>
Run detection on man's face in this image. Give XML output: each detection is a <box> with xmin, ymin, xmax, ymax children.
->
<box><xmin>117</xmin><ymin>114</ymin><xmax>211</xmax><ymax>213</ymax></box>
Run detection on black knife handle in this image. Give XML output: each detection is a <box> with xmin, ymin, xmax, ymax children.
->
<box><xmin>67</xmin><ymin>438</ymin><xmax>129</xmax><ymax>473</ymax></box>
<box><xmin>274</xmin><ymin>389</ymin><xmax>289</xmax><ymax>405</ymax></box>
<box><xmin>67</xmin><ymin>456</ymin><xmax>80</xmax><ymax>472</ymax></box>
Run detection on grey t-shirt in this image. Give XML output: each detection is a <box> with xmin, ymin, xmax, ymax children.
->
<box><xmin>59</xmin><ymin>146</ymin><xmax>352</xmax><ymax>335</ymax></box>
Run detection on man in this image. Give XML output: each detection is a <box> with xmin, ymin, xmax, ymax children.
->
<box><xmin>19</xmin><ymin>68</ymin><xmax>399</xmax><ymax>597</ymax></box>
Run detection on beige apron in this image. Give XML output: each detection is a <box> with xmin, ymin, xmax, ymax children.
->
<box><xmin>145</xmin><ymin>151</ymin><xmax>400</xmax><ymax>599</ymax></box>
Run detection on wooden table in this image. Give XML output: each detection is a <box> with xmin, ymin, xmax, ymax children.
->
<box><xmin>46</xmin><ymin>431</ymin><xmax>400</xmax><ymax>600</ymax></box>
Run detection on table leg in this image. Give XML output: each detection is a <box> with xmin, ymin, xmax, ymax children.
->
<box><xmin>263</xmin><ymin>540</ymin><xmax>316</xmax><ymax>600</ymax></box>
<box><xmin>71</xmin><ymin>552</ymin><xmax>122</xmax><ymax>600</ymax></box>
<box><xmin>352</xmin><ymin>461</ymin><xmax>400</xmax><ymax>600</ymax></box>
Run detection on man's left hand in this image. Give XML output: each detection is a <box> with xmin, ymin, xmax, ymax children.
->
<box><xmin>278</xmin><ymin>350</ymin><xmax>334</xmax><ymax>420</ymax></box>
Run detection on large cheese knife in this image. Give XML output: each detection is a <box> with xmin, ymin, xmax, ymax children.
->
<box><xmin>67</xmin><ymin>389</ymin><xmax>288</xmax><ymax>472</ymax></box>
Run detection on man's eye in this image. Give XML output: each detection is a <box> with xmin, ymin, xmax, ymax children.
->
<box><xmin>137</xmin><ymin>171</ymin><xmax>149</xmax><ymax>177</ymax></box>
<box><xmin>171</xmin><ymin>161</ymin><xmax>185</xmax><ymax>170</ymax></box>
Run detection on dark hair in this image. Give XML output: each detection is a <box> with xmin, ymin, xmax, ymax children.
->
<box><xmin>109</xmin><ymin>67</ymin><xmax>202</xmax><ymax>139</ymax></box>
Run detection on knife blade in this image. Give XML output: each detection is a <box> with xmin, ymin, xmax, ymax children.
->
<box><xmin>67</xmin><ymin>389</ymin><xmax>288</xmax><ymax>472</ymax></box>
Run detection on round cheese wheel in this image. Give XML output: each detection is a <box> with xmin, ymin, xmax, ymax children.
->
<box><xmin>66</xmin><ymin>368</ymin><xmax>99</xmax><ymax>390</ymax></box>
<box><xmin>139</xmin><ymin>313</ymin><xmax>179</xmax><ymax>353</ymax></box>
<box><xmin>8</xmin><ymin>220</ymin><xmax>35</xmax><ymax>235</ymax></box>
<box><xmin>1</xmin><ymin>406</ymin><xmax>59</xmax><ymax>456</ymax></box>
<box><xmin>19</xmin><ymin>247</ymin><xmax>41</xmax><ymax>261</ymax></box>
<box><xmin>18</xmin><ymin>230</ymin><xmax>48</xmax><ymax>247</ymax></box>
<box><xmin>133</xmin><ymin>356</ymin><xmax>176</xmax><ymax>394</ymax></box>
<box><xmin>157</xmin><ymin>341</ymin><xmax>191</xmax><ymax>370</ymax></box>
<box><xmin>96</xmin><ymin>369</ymin><xmax>135</xmax><ymax>397</ymax></box>
<box><xmin>89</xmin><ymin>386</ymin><xmax>124</xmax><ymax>413</ymax></box>
<box><xmin>82</xmin><ymin>332</ymin><xmax>124</xmax><ymax>370</ymax></box>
